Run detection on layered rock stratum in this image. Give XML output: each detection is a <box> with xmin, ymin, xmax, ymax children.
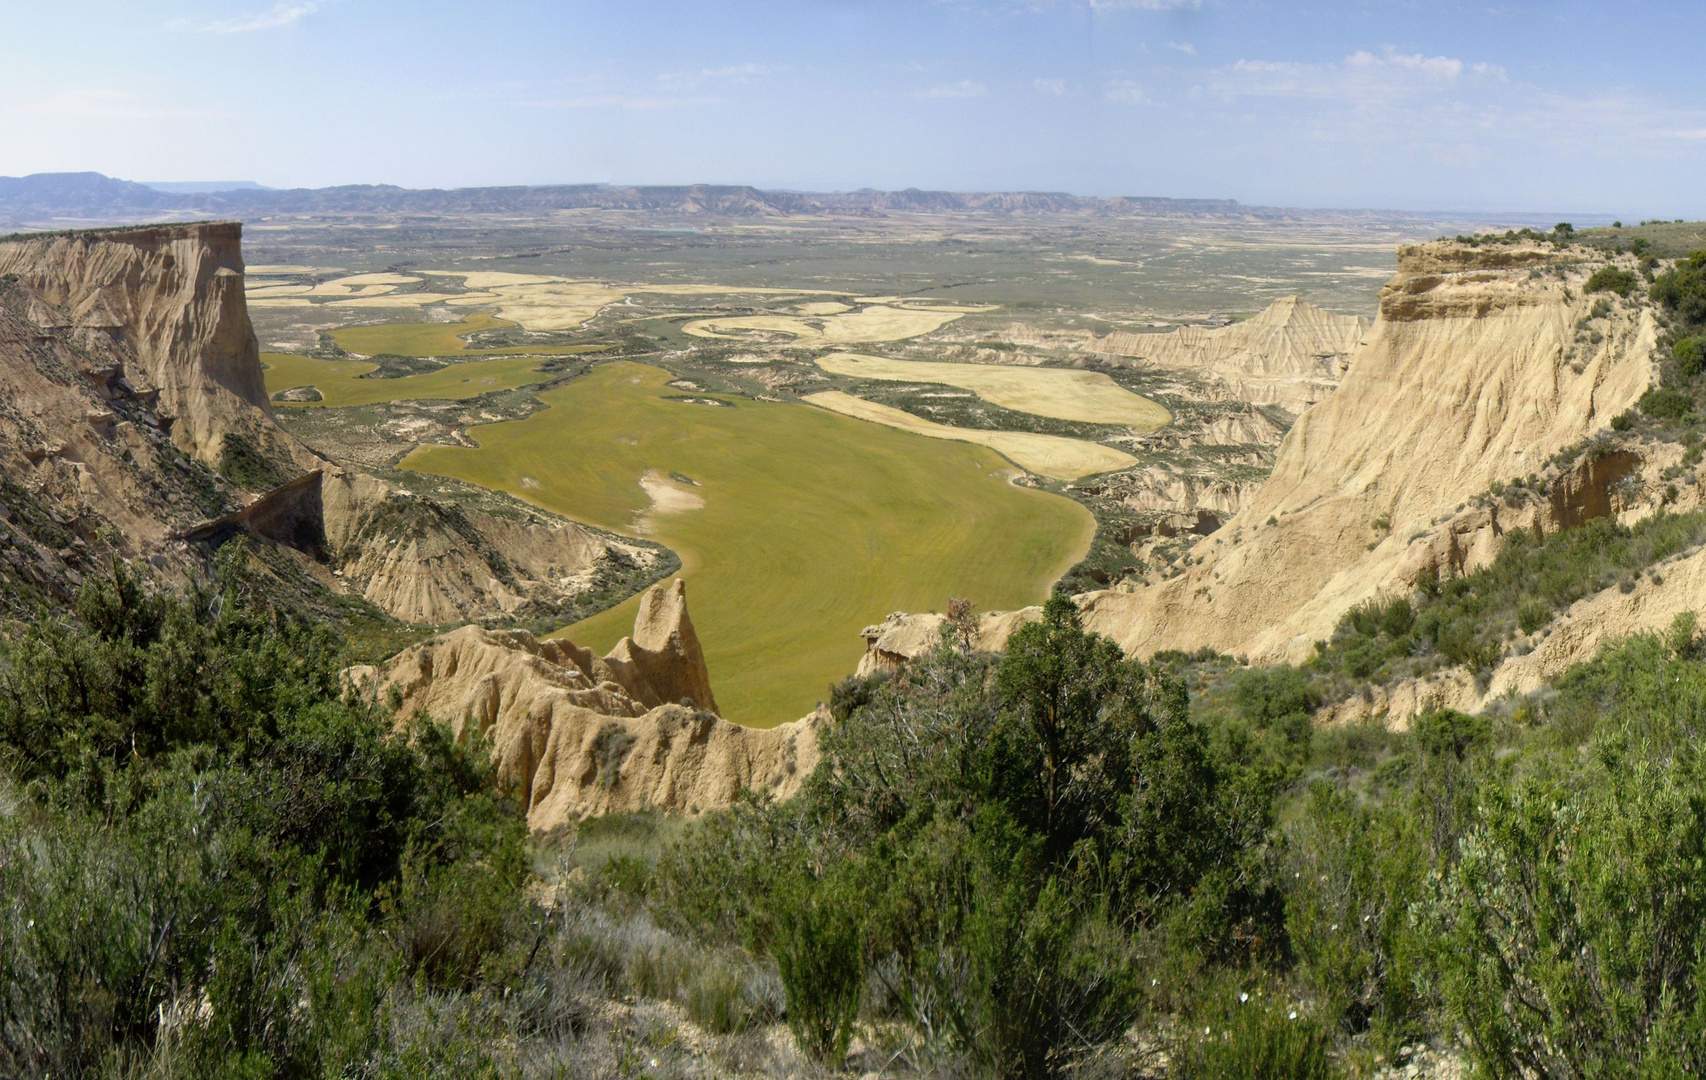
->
<box><xmin>1096</xmin><ymin>296</ymin><xmax>1371</xmax><ymax>413</ymax></box>
<box><xmin>860</xmin><ymin>243</ymin><xmax>1664</xmax><ymax>697</ymax></box>
<box><xmin>0</xmin><ymin>222</ymin><xmax>647</xmax><ymax>623</ymax></box>
<box><xmin>1078</xmin><ymin>242</ymin><xmax>1656</xmax><ymax>663</ymax></box>
<box><xmin>355</xmin><ymin>580</ymin><xmax>820</xmax><ymax>830</ymax></box>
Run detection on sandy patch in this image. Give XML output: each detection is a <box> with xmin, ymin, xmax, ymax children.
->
<box><xmin>683</xmin><ymin>304</ymin><xmax>972</xmax><ymax>344</ymax></box>
<box><xmin>795</xmin><ymin>301</ymin><xmax>852</xmax><ymax>315</ymax></box>
<box><xmin>636</xmin><ymin>469</ymin><xmax>706</xmax><ymax>534</ymax></box>
<box><xmin>244</xmin><ymin>284</ymin><xmax>314</xmax><ymax>298</ymax></box>
<box><xmin>246</xmin><ymin>264</ymin><xmax>344</xmax><ymax>274</ymax></box>
<box><xmin>815</xmin><ymin>352</ymin><xmax>1170</xmax><ymax>430</ymax></box>
<box><xmin>803</xmin><ymin>391</ymin><xmax>1136</xmax><ymax>480</ymax></box>
<box><xmin>326</xmin><ymin>292</ymin><xmax>499</xmax><ymax>309</ymax></box>
<box><xmin>305</xmin><ymin>273</ymin><xmax>422</xmax><ymax>298</ymax></box>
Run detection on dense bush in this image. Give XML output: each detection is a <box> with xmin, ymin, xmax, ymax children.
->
<box><xmin>1585</xmin><ymin>265</ymin><xmax>1638</xmax><ymax>296</ymax></box>
<box><xmin>1641</xmin><ymin>385</ymin><xmax>1695</xmax><ymax>419</ymax></box>
<box><xmin>24</xmin><ymin>554</ymin><xmax>1706</xmax><ymax>1076</ymax></box>
<box><xmin>1426</xmin><ymin>634</ymin><xmax>1706</xmax><ymax>1078</ymax></box>
<box><xmin>0</xmin><ymin>560</ymin><xmax>530</xmax><ymax>1076</ymax></box>
<box><xmin>1298</xmin><ymin>510</ymin><xmax>1706</xmax><ymax>695</ymax></box>
<box><xmin>1652</xmin><ymin>251</ymin><xmax>1706</xmax><ymax>328</ymax></box>
<box><xmin>657</xmin><ymin>597</ymin><xmax>1284</xmax><ymax>1077</ymax></box>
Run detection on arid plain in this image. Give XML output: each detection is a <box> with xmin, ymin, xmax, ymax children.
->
<box><xmin>245</xmin><ymin>204</ymin><xmax>1484</xmax><ymax>723</ymax></box>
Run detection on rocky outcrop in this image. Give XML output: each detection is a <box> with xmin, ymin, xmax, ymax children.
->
<box><xmin>316</xmin><ymin>465</ymin><xmax>651</xmax><ymax>625</ymax></box>
<box><xmin>1074</xmin><ymin>242</ymin><xmax>1658</xmax><ymax>664</ymax></box>
<box><xmin>0</xmin><ymin>244</ymin><xmax>252</xmax><ymax>604</ymax></box>
<box><xmin>0</xmin><ymin>223</ymin><xmax>290</xmax><ymax>469</ymax></box>
<box><xmin>0</xmin><ymin>222</ymin><xmax>644</xmax><ymax>625</ymax></box>
<box><xmin>855</xmin><ymin>608</ymin><xmax>1040</xmax><ymax>678</ymax></box>
<box><xmin>1097</xmin><ymin>297</ymin><xmax>1370</xmax><ymax>412</ymax></box>
<box><xmin>357</xmin><ymin>580</ymin><xmax>817</xmax><ymax>829</ymax></box>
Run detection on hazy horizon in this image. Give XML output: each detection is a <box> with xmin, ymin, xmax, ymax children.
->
<box><xmin>3</xmin><ymin>1</ymin><xmax>1703</xmax><ymax>219</ymax></box>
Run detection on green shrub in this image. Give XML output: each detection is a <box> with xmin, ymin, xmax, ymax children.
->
<box><xmin>1173</xmin><ymin>988</ymin><xmax>1330</xmax><ymax>1080</ymax></box>
<box><xmin>1429</xmin><ymin>754</ymin><xmax>1706</xmax><ymax>1077</ymax></box>
<box><xmin>770</xmin><ymin>871</ymin><xmax>864</xmax><ymax>1063</ymax></box>
<box><xmin>1641</xmin><ymin>386</ymin><xmax>1694</xmax><ymax>420</ymax></box>
<box><xmin>1651</xmin><ymin>251</ymin><xmax>1706</xmax><ymax>328</ymax></box>
<box><xmin>1676</xmin><ymin>336</ymin><xmax>1706</xmax><ymax>378</ymax></box>
<box><xmin>1516</xmin><ymin>597</ymin><xmax>1554</xmax><ymax>634</ymax></box>
<box><xmin>1584</xmin><ymin>266</ymin><xmax>1637</xmax><ymax>296</ymax></box>
<box><xmin>1285</xmin><ymin>785</ymin><xmax>1430</xmax><ymax>1046</ymax></box>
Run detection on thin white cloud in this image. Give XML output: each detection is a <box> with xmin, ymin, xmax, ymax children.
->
<box><xmin>1165</xmin><ymin>41</ymin><xmax>1197</xmax><ymax>56</ymax></box>
<box><xmin>1194</xmin><ymin>45</ymin><xmax>1706</xmax><ymax>171</ymax></box>
<box><xmin>660</xmin><ymin>63</ymin><xmax>790</xmax><ymax>88</ymax></box>
<box><xmin>1103</xmin><ymin>80</ymin><xmax>1149</xmax><ymax>104</ymax></box>
<box><xmin>1033</xmin><ymin>78</ymin><xmax>1067</xmax><ymax>96</ymax></box>
<box><xmin>1089</xmin><ymin>0</ymin><xmax>1201</xmax><ymax>9</ymax></box>
<box><xmin>195</xmin><ymin>1</ymin><xmax>322</xmax><ymax>33</ymax></box>
<box><xmin>1214</xmin><ymin>48</ymin><xmax>1502</xmax><ymax>106</ymax></box>
<box><xmin>922</xmin><ymin>80</ymin><xmax>988</xmax><ymax>99</ymax></box>
<box><xmin>518</xmin><ymin>95</ymin><xmax>715</xmax><ymax>111</ymax></box>
<box><xmin>14</xmin><ymin>89</ymin><xmax>220</xmax><ymax>120</ymax></box>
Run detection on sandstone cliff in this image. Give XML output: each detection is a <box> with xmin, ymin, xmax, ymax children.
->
<box><xmin>1098</xmin><ymin>296</ymin><xmax>1370</xmax><ymax>413</ymax></box>
<box><xmin>0</xmin><ymin>223</ymin><xmax>289</xmax><ymax>469</ymax></box>
<box><xmin>0</xmin><ymin>223</ymin><xmax>647</xmax><ymax>625</ymax></box>
<box><xmin>0</xmin><ymin>258</ymin><xmax>226</xmax><ymax>604</ymax></box>
<box><xmin>357</xmin><ymin>580</ymin><xmax>817</xmax><ymax>830</ymax></box>
<box><xmin>1079</xmin><ymin>242</ymin><xmax>1658</xmax><ymax>663</ymax></box>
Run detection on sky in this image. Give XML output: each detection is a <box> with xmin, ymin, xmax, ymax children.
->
<box><xmin>2</xmin><ymin>0</ymin><xmax>1704</xmax><ymax>216</ymax></box>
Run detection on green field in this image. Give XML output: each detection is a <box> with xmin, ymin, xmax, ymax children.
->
<box><xmin>331</xmin><ymin>312</ymin><xmax>607</xmax><ymax>357</ymax></box>
<box><xmin>261</xmin><ymin>353</ymin><xmax>555</xmax><ymax>407</ymax></box>
<box><xmin>402</xmin><ymin>362</ymin><xmax>1094</xmax><ymax>726</ymax></box>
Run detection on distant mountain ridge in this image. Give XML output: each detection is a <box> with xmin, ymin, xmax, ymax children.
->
<box><xmin>0</xmin><ymin>171</ymin><xmax>1415</xmax><ymax>226</ymax></box>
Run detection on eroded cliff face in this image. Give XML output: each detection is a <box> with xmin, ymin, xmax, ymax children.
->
<box><xmin>0</xmin><ymin>223</ymin><xmax>288</xmax><ymax>469</ymax></box>
<box><xmin>0</xmin><ymin>222</ymin><xmax>650</xmax><ymax>625</ymax></box>
<box><xmin>357</xmin><ymin>580</ymin><xmax>816</xmax><ymax>830</ymax></box>
<box><xmin>1079</xmin><ymin>241</ymin><xmax>1659</xmax><ymax>662</ymax></box>
<box><xmin>1098</xmin><ymin>296</ymin><xmax>1370</xmax><ymax>412</ymax></box>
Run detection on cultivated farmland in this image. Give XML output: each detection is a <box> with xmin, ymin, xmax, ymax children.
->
<box><xmin>802</xmin><ymin>391</ymin><xmax>1137</xmax><ymax>480</ymax></box>
<box><xmin>816</xmin><ymin>352</ymin><xmax>1171</xmax><ymax>429</ymax></box>
<box><xmin>402</xmin><ymin>362</ymin><xmax>1094</xmax><ymax>726</ymax></box>
<box><xmin>261</xmin><ymin>353</ymin><xmax>554</xmax><ymax>408</ymax></box>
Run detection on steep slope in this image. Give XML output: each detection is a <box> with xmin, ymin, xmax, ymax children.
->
<box><xmin>0</xmin><ymin>268</ymin><xmax>238</xmax><ymax>609</ymax></box>
<box><xmin>1079</xmin><ymin>242</ymin><xmax>1658</xmax><ymax>662</ymax></box>
<box><xmin>0</xmin><ymin>223</ymin><xmax>292</xmax><ymax>471</ymax></box>
<box><xmin>1098</xmin><ymin>296</ymin><xmax>1370</xmax><ymax>412</ymax></box>
<box><xmin>358</xmin><ymin>580</ymin><xmax>816</xmax><ymax>829</ymax></box>
<box><xmin>0</xmin><ymin>222</ymin><xmax>653</xmax><ymax>625</ymax></box>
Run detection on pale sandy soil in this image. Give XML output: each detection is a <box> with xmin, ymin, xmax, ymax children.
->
<box><xmin>683</xmin><ymin>304</ymin><xmax>968</xmax><ymax>343</ymax></box>
<box><xmin>803</xmin><ymin>391</ymin><xmax>1137</xmax><ymax>480</ymax></box>
<box><xmin>816</xmin><ymin>352</ymin><xmax>1171</xmax><ymax>430</ymax></box>
<box><xmin>636</xmin><ymin>468</ymin><xmax>706</xmax><ymax>534</ymax></box>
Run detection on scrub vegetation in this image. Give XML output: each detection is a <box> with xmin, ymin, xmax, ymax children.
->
<box><xmin>261</xmin><ymin>352</ymin><xmax>555</xmax><ymax>408</ymax></box>
<box><xmin>18</xmin><ymin>519</ymin><xmax>1706</xmax><ymax>1076</ymax></box>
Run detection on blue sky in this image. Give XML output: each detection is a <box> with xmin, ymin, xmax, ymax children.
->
<box><xmin>3</xmin><ymin>1</ymin><xmax>1703</xmax><ymax>215</ymax></box>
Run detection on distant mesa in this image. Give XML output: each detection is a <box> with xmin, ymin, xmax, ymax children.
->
<box><xmin>142</xmin><ymin>181</ymin><xmax>271</xmax><ymax>194</ymax></box>
<box><xmin>0</xmin><ymin>170</ymin><xmax>1434</xmax><ymax>228</ymax></box>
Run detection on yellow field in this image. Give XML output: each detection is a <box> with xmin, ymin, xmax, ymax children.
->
<box><xmin>801</xmin><ymin>391</ymin><xmax>1137</xmax><ymax>480</ymax></box>
<box><xmin>401</xmin><ymin>362</ymin><xmax>1094</xmax><ymax>726</ymax></box>
<box><xmin>682</xmin><ymin>304</ymin><xmax>970</xmax><ymax>343</ymax></box>
<box><xmin>260</xmin><ymin>352</ymin><xmax>553</xmax><ymax>408</ymax></box>
<box><xmin>330</xmin><ymin>313</ymin><xmax>605</xmax><ymax>358</ymax></box>
<box><xmin>815</xmin><ymin>352</ymin><xmax>1171</xmax><ymax>429</ymax></box>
